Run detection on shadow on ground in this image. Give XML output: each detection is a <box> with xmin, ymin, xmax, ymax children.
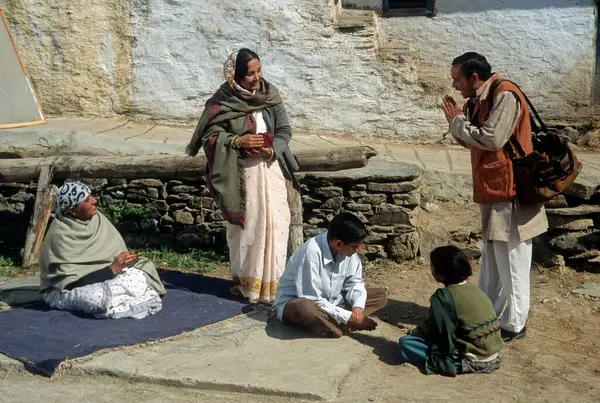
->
<box><xmin>373</xmin><ymin>298</ymin><xmax>429</xmax><ymax>327</ymax></box>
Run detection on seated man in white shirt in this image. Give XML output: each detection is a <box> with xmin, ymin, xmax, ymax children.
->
<box><xmin>273</xmin><ymin>212</ymin><xmax>388</xmax><ymax>338</ymax></box>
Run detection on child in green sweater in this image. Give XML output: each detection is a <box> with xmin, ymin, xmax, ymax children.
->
<box><xmin>398</xmin><ymin>246</ymin><xmax>503</xmax><ymax>377</ymax></box>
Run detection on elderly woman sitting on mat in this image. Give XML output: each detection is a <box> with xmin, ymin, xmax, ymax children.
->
<box><xmin>38</xmin><ymin>181</ymin><xmax>166</xmax><ymax>319</ymax></box>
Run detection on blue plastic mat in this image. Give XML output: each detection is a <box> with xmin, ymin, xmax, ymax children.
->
<box><xmin>0</xmin><ymin>271</ymin><xmax>248</xmax><ymax>376</ymax></box>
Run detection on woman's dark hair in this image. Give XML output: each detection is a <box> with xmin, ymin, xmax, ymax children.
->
<box><xmin>451</xmin><ymin>52</ymin><xmax>493</xmax><ymax>81</ymax></box>
<box><xmin>327</xmin><ymin>212</ymin><xmax>367</xmax><ymax>244</ymax></box>
<box><xmin>234</xmin><ymin>48</ymin><xmax>260</xmax><ymax>84</ymax></box>
<box><xmin>430</xmin><ymin>246</ymin><xmax>472</xmax><ymax>285</ymax></box>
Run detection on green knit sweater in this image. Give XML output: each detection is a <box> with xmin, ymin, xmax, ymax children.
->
<box><xmin>412</xmin><ymin>282</ymin><xmax>503</xmax><ymax>360</ymax></box>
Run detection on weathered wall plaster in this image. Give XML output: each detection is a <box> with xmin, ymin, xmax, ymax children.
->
<box><xmin>0</xmin><ymin>0</ymin><xmax>596</xmax><ymax>141</ymax></box>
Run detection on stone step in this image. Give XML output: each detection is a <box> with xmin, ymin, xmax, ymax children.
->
<box><xmin>335</xmin><ymin>10</ymin><xmax>376</xmax><ymax>31</ymax></box>
<box><xmin>546</xmin><ymin>205</ymin><xmax>600</xmax><ymax>216</ymax></box>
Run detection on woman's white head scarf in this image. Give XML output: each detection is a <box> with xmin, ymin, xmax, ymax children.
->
<box><xmin>55</xmin><ymin>181</ymin><xmax>91</xmax><ymax>214</ymax></box>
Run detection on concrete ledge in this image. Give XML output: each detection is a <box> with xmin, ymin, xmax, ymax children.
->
<box><xmin>66</xmin><ymin>311</ymin><xmax>371</xmax><ymax>401</ymax></box>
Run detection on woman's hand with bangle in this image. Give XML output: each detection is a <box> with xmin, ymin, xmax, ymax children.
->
<box><xmin>234</xmin><ymin>134</ymin><xmax>264</xmax><ymax>149</ymax></box>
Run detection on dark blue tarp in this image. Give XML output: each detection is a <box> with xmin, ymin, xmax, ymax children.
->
<box><xmin>0</xmin><ymin>271</ymin><xmax>248</xmax><ymax>376</ymax></box>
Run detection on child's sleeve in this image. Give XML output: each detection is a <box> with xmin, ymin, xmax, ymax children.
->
<box><xmin>408</xmin><ymin>305</ymin><xmax>435</xmax><ymax>342</ymax></box>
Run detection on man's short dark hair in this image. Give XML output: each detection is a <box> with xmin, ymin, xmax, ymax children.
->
<box><xmin>451</xmin><ymin>52</ymin><xmax>493</xmax><ymax>81</ymax></box>
<box><xmin>327</xmin><ymin>212</ymin><xmax>367</xmax><ymax>244</ymax></box>
<box><xmin>430</xmin><ymin>246</ymin><xmax>473</xmax><ymax>285</ymax></box>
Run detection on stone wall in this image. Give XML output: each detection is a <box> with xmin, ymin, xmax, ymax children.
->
<box><xmin>534</xmin><ymin>183</ymin><xmax>600</xmax><ymax>271</ymax></box>
<box><xmin>1</xmin><ymin>0</ymin><xmax>596</xmax><ymax>140</ymax></box>
<box><xmin>0</xmin><ymin>161</ymin><xmax>423</xmax><ymax>261</ymax></box>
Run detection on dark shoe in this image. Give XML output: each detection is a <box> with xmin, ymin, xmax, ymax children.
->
<box><xmin>501</xmin><ymin>327</ymin><xmax>526</xmax><ymax>343</ymax></box>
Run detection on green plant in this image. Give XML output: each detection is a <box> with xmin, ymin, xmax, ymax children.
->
<box><xmin>0</xmin><ymin>255</ymin><xmax>17</xmax><ymax>268</ymax></box>
<box><xmin>138</xmin><ymin>247</ymin><xmax>219</xmax><ymax>272</ymax></box>
<box><xmin>573</xmin><ymin>121</ymin><xmax>600</xmax><ymax>134</ymax></box>
<box><xmin>99</xmin><ymin>201</ymin><xmax>158</xmax><ymax>224</ymax></box>
<box><xmin>0</xmin><ymin>254</ymin><xmax>38</xmax><ymax>278</ymax></box>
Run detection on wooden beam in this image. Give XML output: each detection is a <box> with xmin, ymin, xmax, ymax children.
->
<box><xmin>21</xmin><ymin>164</ymin><xmax>54</xmax><ymax>268</ymax></box>
<box><xmin>286</xmin><ymin>180</ymin><xmax>303</xmax><ymax>259</ymax></box>
<box><xmin>0</xmin><ymin>146</ymin><xmax>378</xmax><ymax>182</ymax></box>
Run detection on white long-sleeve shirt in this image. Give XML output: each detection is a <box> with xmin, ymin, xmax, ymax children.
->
<box><xmin>273</xmin><ymin>233</ymin><xmax>367</xmax><ymax>324</ymax></box>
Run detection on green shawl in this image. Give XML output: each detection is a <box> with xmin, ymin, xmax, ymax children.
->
<box><xmin>186</xmin><ymin>80</ymin><xmax>283</xmax><ymax>229</ymax></box>
<box><xmin>38</xmin><ymin>211</ymin><xmax>166</xmax><ymax>295</ymax></box>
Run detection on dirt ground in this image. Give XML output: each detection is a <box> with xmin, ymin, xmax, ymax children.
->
<box><xmin>1</xmin><ymin>204</ymin><xmax>599</xmax><ymax>402</ymax></box>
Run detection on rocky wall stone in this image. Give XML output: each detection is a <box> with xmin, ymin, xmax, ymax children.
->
<box><xmin>0</xmin><ymin>165</ymin><xmax>424</xmax><ymax>261</ymax></box>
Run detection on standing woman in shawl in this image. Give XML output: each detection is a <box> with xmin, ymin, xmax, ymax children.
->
<box><xmin>186</xmin><ymin>48</ymin><xmax>299</xmax><ymax>304</ymax></box>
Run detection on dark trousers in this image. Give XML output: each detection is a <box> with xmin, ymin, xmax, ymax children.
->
<box><xmin>282</xmin><ymin>288</ymin><xmax>388</xmax><ymax>338</ymax></box>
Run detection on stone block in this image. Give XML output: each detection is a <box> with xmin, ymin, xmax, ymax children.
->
<box><xmin>546</xmin><ymin>205</ymin><xmax>600</xmax><ymax>216</ymax></box>
<box><xmin>173</xmin><ymin>210</ymin><xmax>194</xmax><ymax>225</ymax></box>
<box><xmin>107</xmin><ymin>179</ymin><xmax>127</xmax><ymax>186</ymax></box>
<box><xmin>0</xmin><ymin>201</ymin><xmax>25</xmax><ymax>218</ymax></box>
<box><xmin>345</xmin><ymin>203</ymin><xmax>372</xmax><ymax>212</ymax></box>
<box><xmin>172</xmin><ymin>185</ymin><xmax>199</xmax><ymax>194</ymax></box>
<box><xmin>140</xmin><ymin>218</ymin><xmax>159</xmax><ymax>233</ymax></box>
<box><xmin>348</xmin><ymin>190</ymin><xmax>367</xmax><ymax>198</ymax></box>
<box><xmin>169</xmin><ymin>203</ymin><xmax>187</xmax><ymax>211</ymax></box>
<box><xmin>155</xmin><ymin>200</ymin><xmax>169</xmax><ymax>212</ymax></box>
<box><xmin>106</xmin><ymin>185</ymin><xmax>127</xmax><ymax>193</ymax></box>
<box><xmin>147</xmin><ymin>188</ymin><xmax>160</xmax><ymax>199</ymax></box>
<box><xmin>101</xmin><ymin>195</ymin><xmax>119</xmax><ymax>206</ymax></box>
<box><xmin>130</xmin><ymin>179</ymin><xmax>163</xmax><ymax>187</ymax></box>
<box><xmin>563</xmin><ymin>177</ymin><xmax>597</xmax><ymax>200</ymax></box>
<box><xmin>361</xmin><ymin>244</ymin><xmax>387</xmax><ymax>260</ymax></box>
<box><xmin>321</xmin><ymin>196</ymin><xmax>344</xmax><ymax>210</ymax></box>
<box><xmin>357</xmin><ymin>194</ymin><xmax>387</xmax><ymax>205</ymax></box>
<box><xmin>9</xmin><ymin>192</ymin><xmax>34</xmax><ymax>203</ymax></box>
<box><xmin>161</xmin><ymin>214</ymin><xmax>175</xmax><ymax>225</ymax></box>
<box><xmin>364</xmin><ymin>232</ymin><xmax>388</xmax><ymax>244</ymax></box>
<box><xmin>548</xmin><ymin>231</ymin><xmax>600</xmax><ymax>252</ymax></box>
<box><xmin>545</xmin><ymin>195</ymin><xmax>568</xmax><ymax>208</ymax></box>
<box><xmin>367</xmin><ymin>178</ymin><xmax>421</xmax><ymax>194</ymax></box>
<box><xmin>315</xmin><ymin>186</ymin><xmax>343</xmax><ymax>198</ymax></box>
<box><xmin>161</xmin><ymin>225</ymin><xmax>174</xmax><ymax>234</ymax></box>
<box><xmin>548</xmin><ymin>216</ymin><xmax>594</xmax><ymax>231</ymax></box>
<box><xmin>304</xmin><ymin>226</ymin><xmax>327</xmax><ymax>238</ymax></box>
<box><xmin>307</xmin><ymin>216</ymin><xmax>325</xmax><ymax>225</ymax></box>
<box><xmin>371</xmin><ymin>204</ymin><xmax>418</xmax><ymax>226</ymax></box>
<box><xmin>392</xmin><ymin>192</ymin><xmax>420</xmax><ymax>207</ymax></box>
<box><xmin>208</xmin><ymin>210</ymin><xmax>224</xmax><ymax>222</ymax></box>
<box><xmin>116</xmin><ymin>221</ymin><xmax>140</xmax><ymax>233</ymax></box>
<box><xmin>302</xmin><ymin>196</ymin><xmax>322</xmax><ymax>208</ymax></box>
<box><xmin>176</xmin><ymin>227</ymin><xmax>211</xmax><ymax>248</ymax></box>
<box><xmin>387</xmin><ymin>232</ymin><xmax>420</xmax><ymax>260</ymax></box>
<box><xmin>392</xmin><ymin>224</ymin><xmax>415</xmax><ymax>234</ymax></box>
<box><xmin>81</xmin><ymin>178</ymin><xmax>108</xmax><ymax>191</ymax></box>
<box><xmin>370</xmin><ymin>225</ymin><xmax>394</xmax><ymax>233</ymax></box>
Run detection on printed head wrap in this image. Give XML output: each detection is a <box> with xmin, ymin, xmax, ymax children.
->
<box><xmin>56</xmin><ymin>181</ymin><xmax>91</xmax><ymax>214</ymax></box>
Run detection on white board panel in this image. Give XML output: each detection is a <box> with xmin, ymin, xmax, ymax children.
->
<box><xmin>0</xmin><ymin>9</ymin><xmax>45</xmax><ymax>129</ymax></box>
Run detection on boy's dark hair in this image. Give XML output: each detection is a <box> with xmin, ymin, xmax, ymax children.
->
<box><xmin>234</xmin><ymin>48</ymin><xmax>260</xmax><ymax>84</ymax></box>
<box><xmin>327</xmin><ymin>212</ymin><xmax>367</xmax><ymax>244</ymax></box>
<box><xmin>430</xmin><ymin>246</ymin><xmax>473</xmax><ymax>285</ymax></box>
<box><xmin>451</xmin><ymin>52</ymin><xmax>493</xmax><ymax>81</ymax></box>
